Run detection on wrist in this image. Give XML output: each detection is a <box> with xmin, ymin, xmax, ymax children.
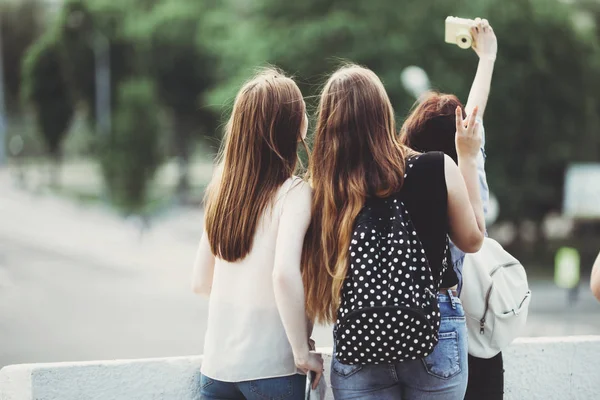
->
<box><xmin>457</xmin><ymin>155</ymin><xmax>478</xmax><ymax>167</ymax></box>
<box><xmin>293</xmin><ymin>345</ymin><xmax>310</xmax><ymax>364</ymax></box>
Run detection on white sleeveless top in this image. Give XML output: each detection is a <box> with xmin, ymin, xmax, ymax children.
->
<box><xmin>201</xmin><ymin>177</ymin><xmax>311</xmax><ymax>382</ymax></box>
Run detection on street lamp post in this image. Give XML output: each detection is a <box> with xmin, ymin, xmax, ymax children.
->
<box><xmin>68</xmin><ymin>10</ymin><xmax>111</xmax><ymax>137</ymax></box>
<box><xmin>93</xmin><ymin>34</ymin><xmax>110</xmax><ymax>137</ymax></box>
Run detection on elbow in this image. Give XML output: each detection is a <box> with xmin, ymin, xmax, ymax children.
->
<box><xmin>191</xmin><ymin>281</ymin><xmax>211</xmax><ymax>297</ymax></box>
<box><xmin>272</xmin><ymin>268</ymin><xmax>296</xmax><ymax>294</ymax></box>
<box><xmin>461</xmin><ymin>232</ymin><xmax>485</xmax><ymax>254</ymax></box>
<box><xmin>272</xmin><ymin>269</ymin><xmax>289</xmax><ymax>290</ymax></box>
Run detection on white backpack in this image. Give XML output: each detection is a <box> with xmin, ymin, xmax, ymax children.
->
<box><xmin>460</xmin><ymin>237</ymin><xmax>531</xmax><ymax>358</ymax></box>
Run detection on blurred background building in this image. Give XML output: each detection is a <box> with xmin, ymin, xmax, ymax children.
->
<box><xmin>1</xmin><ymin>0</ymin><xmax>600</xmax><ymax>368</ymax></box>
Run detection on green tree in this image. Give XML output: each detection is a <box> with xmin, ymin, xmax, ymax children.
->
<box><xmin>242</xmin><ymin>0</ymin><xmax>600</xmax><ymax>224</ymax></box>
<box><xmin>131</xmin><ymin>0</ymin><xmax>218</xmax><ymax>200</ymax></box>
<box><xmin>55</xmin><ymin>0</ymin><xmax>137</xmax><ymax>125</ymax></box>
<box><xmin>100</xmin><ymin>78</ymin><xmax>163</xmax><ymax>213</ymax></box>
<box><xmin>21</xmin><ymin>34</ymin><xmax>75</xmax><ymax>186</ymax></box>
<box><xmin>0</xmin><ymin>0</ymin><xmax>46</xmax><ymax>113</ymax></box>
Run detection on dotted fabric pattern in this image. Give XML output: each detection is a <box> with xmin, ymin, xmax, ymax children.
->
<box><xmin>335</xmin><ymin>157</ymin><xmax>446</xmax><ymax>366</ymax></box>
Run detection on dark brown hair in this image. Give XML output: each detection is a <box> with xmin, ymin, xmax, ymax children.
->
<box><xmin>400</xmin><ymin>92</ymin><xmax>466</xmax><ymax>163</ymax></box>
<box><xmin>302</xmin><ymin>65</ymin><xmax>408</xmax><ymax>324</ymax></box>
<box><xmin>205</xmin><ymin>68</ymin><xmax>306</xmax><ymax>262</ymax></box>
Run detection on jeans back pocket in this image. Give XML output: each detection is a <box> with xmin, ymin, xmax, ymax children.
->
<box><xmin>249</xmin><ymin>376</ymin><xmax>294</xmax><ymax>400</ymax></box>
<box><xmin>421</xmin><ymin>330</ymin><xmax>461</xmax><ymax>379</ymax></box>
<box><xmin>331</xmin><ymin>356</ymin><xmax>363</xmax><ymax>378</ymax></box>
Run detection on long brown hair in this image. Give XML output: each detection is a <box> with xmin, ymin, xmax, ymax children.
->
<box><xmin>205</xmin><ymin>68</ymin><xmax>307</xmax><ymax>262</ymax></box>
<box><xmin>400</xmin><ymin>92</ymin><xmax>465</xmax><ymax>163</ymax></box>
<box><xmin>302</xmin><ymin>65</ymin><xmax>408</xmax><ymax>324</ymax></box>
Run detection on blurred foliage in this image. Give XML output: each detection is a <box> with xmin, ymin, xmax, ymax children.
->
<box><xmin>0</xmin><ymin>0</ymin><xmax>46</xmax><ymax>113</ymax></box>
<box><xmin>100</xmin><ymin>78</ymin><xmax>162</xmax><ymax>213</ymax></box>
<box><xmin>128</xmin><ymin>0</ymin><xmax>218</xmax><ymax>196</ymax></box>
<box><xmin>55</xmin><ymin>0</ymin><xmax>138</xmax><ymax>122</ymax></box>
<box><xmin>228</xmin><ymin>0</ymin><xmax>600</xmax><ymax>224</ymax></box>
<box><xmin>12</xmin><ymin>0</ymin><xmax>600</xmax><ymax>227</ymax></box>
<box><xmin>21</xmin><ymin>34</ymin><xmax>75</xmax><ymax>178</ymax></box>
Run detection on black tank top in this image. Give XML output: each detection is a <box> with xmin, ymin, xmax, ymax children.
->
<box><xmin>398</xmin><ymin>151</ymin><xmax>458</xmax><ymax>288</ymax></box>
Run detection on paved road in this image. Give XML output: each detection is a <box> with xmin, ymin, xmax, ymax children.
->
<box><xmin>1</xmin><ymin>175</ymin><xmax>599</xmax><ymax>369</ymax></box>
<box><xmin>1</xmin><ymin>230</ymin><xmax>599</xmax><ymax>369</ymax></box>
<box><xmin>0</xmin><ymin>235</ymin><xmax>207</xmax><ymax>368</ymax></box>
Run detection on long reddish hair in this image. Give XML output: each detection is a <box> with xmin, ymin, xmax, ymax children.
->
<box><xmin>302</xmin><ymin>65</ymin><xmax>408</xmax><ymax>324</ymax></box>
<box><xmin>205</xmin><ymin>68</ymin><xmax>307</xmax><ymax>262</ymax></box>
<box><xmin>400</xmin><ymin>92</ymin><xmax>465</xmax><ymax>163</ymax></box>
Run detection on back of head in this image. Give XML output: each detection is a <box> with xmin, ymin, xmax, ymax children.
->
<box><xmin>302</xmin><ymin>64</ymin><xmax>407</xmax><ymax>323</ymax></box>
<box><xmin>205</xmin><ymin>68</ymin><xmax>306</xmax><ymax>262</ymax></box>
<box><xmin>400</xmin><ymin>92</ymin><xmax>465</xmax><ymax>164</ymax></box>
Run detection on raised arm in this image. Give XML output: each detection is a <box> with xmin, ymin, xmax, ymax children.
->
<box><xmin>465</xmin><ymin>18</ymin><xmax>497</xmax><ymax>119</ymax></box>
<box><xmin>446</xmin><ymin>106</ymin><xmax>486</xmax><ymax>253</ymax></box>
<box><xmin>272</xmin><ymin>180</ymin><xmax>323</xmax><ymax>387</ymax></box>
<box><xmin>191</xmin><ymin>230</ymin><xmax>216</xmax><ymax>296</ymax></box>
<box><xmin>591</xmin><ymin>251</ymin><xmax>600</xmax><ymax>301</ymax></box>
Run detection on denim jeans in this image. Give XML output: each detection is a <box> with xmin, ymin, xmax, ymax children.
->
<box><xmin>200</xmin><ymin>373</ymin><xmax>306</xmax><ymax>400</ymax></box>
<box><xmin>330</xmin><ymin>292</ymin><xmax>468</xmax><ymax>400</ymax></box>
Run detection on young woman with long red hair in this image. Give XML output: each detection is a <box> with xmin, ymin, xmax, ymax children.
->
<box><xmin>401</xmin><ymin>19</ymin><xmax>503</xmax><ymax>400</ymax></box>
<box><xmin>192</xmin><ymin>68</ymin><xmax>323</xmax><ymax>400</ymax></box>
<box><xmin>302</xmin><ymin>65</ymin><xmax>485</xmax><ymax>399</ymax></box>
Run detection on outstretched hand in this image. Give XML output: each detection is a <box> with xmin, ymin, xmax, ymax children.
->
<box><xmin>455</xmin><ymin>106</ymin><xmax>481</xmax><ymax>161</ymax></box>
<box><xmin>471</xmin><ymin>18</ymin><xmax>497</xmax><ymax>61</ymax></box>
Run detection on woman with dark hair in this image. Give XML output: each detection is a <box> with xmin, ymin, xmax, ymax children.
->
<box><xmin>401</xmin><ymin>18</ymin><xmax>503</xmax><ymax>400</ymax></box>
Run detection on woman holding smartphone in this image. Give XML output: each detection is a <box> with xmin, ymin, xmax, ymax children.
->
<box><xmin>401</xmin><ymin>18</ymin><xmax>503</xmax><ymax>400</ymax></box>
<box><xmin>192</xmin><ymin>68</ymin><xmax>323</xmax><ymax>400</ymax></box>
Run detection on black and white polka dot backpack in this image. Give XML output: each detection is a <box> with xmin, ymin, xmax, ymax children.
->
<box><xmin>334</xmin><ymin>172</ymin><xmax>448</xmax><ymax>365</ymax></box>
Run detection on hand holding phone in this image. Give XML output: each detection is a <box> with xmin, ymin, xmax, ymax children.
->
<box><xmin>445</xmin><ymin>16</ymin><xmax>474</xmax><ymax>49</ymax></box>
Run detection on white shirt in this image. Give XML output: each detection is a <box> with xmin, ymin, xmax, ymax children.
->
<box><xmin>194</xmin><ymin>177</ymin><xmax>312</xmax><ymax>382</ymax></box>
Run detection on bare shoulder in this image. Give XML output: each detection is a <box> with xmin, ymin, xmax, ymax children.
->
<box><xmin>286</xmin><ymin>177</ymin><xmax>312</xmax><ymax>204</ymax></box>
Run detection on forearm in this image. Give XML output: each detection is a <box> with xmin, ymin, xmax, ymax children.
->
<box><xmin>476</xmin><ymin>124</ymin><xmax>490</xmax><ymax>218</ymax></box>
<box><xmin>191</xmin><ymin>264</ymin><xmax>213</xmax><ymax>296</ymax></box>
<box><xmin>273</xmin><ymin>269</ymin><xmax>310</xmax><ymax>361</ymax></box>
<box><xmin>459</xmin><ymin>157</ymin><xmax>486</xmax><ymax>235</ymax></box>
<box><xmin>592</xmin><ymin>252</ymin><xmax>600</xmax><ymax>301</ymax></box>
<box><xmin>466</xmin><ymin>58</ymin><xmax>495</xmax><ymax>118</ymax></box>
<box><xmin>191</xmin><ymin>233</ymin><xmax>215</xmax><ymax>296</ymax></box>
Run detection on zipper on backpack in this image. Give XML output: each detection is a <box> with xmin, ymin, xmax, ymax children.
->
<box><xmin>479</xmin><ymin>262</ymin><xmax>523</xmax><ymax>335</ymax></box>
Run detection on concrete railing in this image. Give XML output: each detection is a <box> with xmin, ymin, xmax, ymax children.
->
<box><xmin>1</xmin><ymin>336</ymin><xmax>598</xmax><ymax>400</ymax></box>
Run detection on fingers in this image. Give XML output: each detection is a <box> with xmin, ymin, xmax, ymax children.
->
<box><xmin>308</xmin><ymin>352</ymin><xmax>324</xmax><ymax>390</ymax></box>
<box><xmin>471</xmin><ymin>18</ymin><xmax>491</xmax><ymax>36</ymax></box>
<box><xmin>474</xmin><ymin>17</ymin><xmax>481</xmax><ymax>33</ymax></box>
<box><xmin>466</xmin><ymin>106</ymin><xmax>479</xmax><ymax>135</ymax></box>
<box><xmin>482</xmin><ymin>19</ymin><xmax>489</xmax><ymax>33</ymax></box>
<box><xmin>455</xmin><ymin>106</ymin><xmax>464</xmax><ymax>134</ymax></box>
<box><xmin>312</xmin><ymin>369</ymin><xmax>323</xmax><ymax>390</ymax></box>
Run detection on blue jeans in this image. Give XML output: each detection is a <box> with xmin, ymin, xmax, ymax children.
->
<box><xmin>330</xmin><ymin>292</ymin><xmax>468</xmax><ymax>400</ymax></box>
<box><xmin>200</xmin><ymin>373</ymin><xmax>306</xmax><ymax>400</ymax></box>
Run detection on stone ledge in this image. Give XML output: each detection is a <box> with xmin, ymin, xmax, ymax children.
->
<box><xmin>1</xmin><ymin>336</ymin><xmax>599</xmax><ymax>400</ymax></box>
